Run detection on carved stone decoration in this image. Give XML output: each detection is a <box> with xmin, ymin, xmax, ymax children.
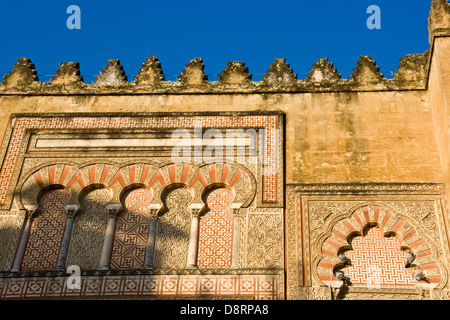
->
<box><xmin>298</xmin><ymin>286</ymin><xmax>332</xmax><ymax>300</ymax></box>
<box><xmin>50</xmin><ymin>62</ymin><xmax>84</xmax><ymax>86</ymax></box>
<box><xmin>428</xmin><ymin>0</ymin><xmax>450</xmax><ymax>43</ymax></box>
<box><xmin>306</xmin><ymin>58</ymin><xmax>341</xmax><ymax>82</ymax></box>
<box><xmin>218</xmin><ymin>61</ymin><xmax>252</xmax><ymax>84</ymax></box>
<box><xmin>395</xmin><ymin>51</ymin><xmax>429</xmax><ymax>84</ymax></box>
<box><xmin>0</xmin><ymin>214</ymin><xmax>24</xmax><ymax>271</ymax></box>
<box><xmin>94</xmin><ymin>59</ymin><xmax>128</xmax><ymax>86</ymax></box>
<box><xmin>350</xmin><ymin>55</ymin><xmax>384</xmax><ymax>83</ymax></box>
<box><xmin>316</xmin><ymin>204</ymin><xmax>443</xmax><ymax>288</ymax></box>
<box><xmin>2</xmin><ymin>58</ymin><xmax>39</xmax><ymax>88</ymax></box>
<box><xmin>177</xmin><ymin>57</ymin><xmax>208</xmax><ymax>85</ymax></box>
<box><xmin>135</xmin><ymin>55</ymin><xmax>165</xmax><ymax>86</ymax></box>
<box><xmin>262</xmin><ymin>58</ymin><xmax>297</xmax><ymax>85</ymax></box>
<box><xmin>66</xmin><ymin>188</ymin><xmax>111</xmax><ymax>270</ymax></box>
<box><xmin>247</xmin><ymin>213</ymin><xmax>283</xmax><ymax>269</ymax></box>
<box><xmin>153</xmin><ymin>188</ymin><xmax>192</xmax><ymax>268</ymax></box>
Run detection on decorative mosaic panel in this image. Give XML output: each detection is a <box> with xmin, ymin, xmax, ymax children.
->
<box><xmin>110</xmin><ymin>188</ymin><xmax>152</xmax><ymax>269</ymax></box>
<box><xmin>21</xmin><ymin>189</ymin><xmax>69</xmax><ymax>271</ymax></box>
<box><xmin>154</xmin><ymin>188</ymin><xmax>192</xmax><ymax>268</ymax></box>
<box><xmin>66</xmin><ymin>188</ymin><xmax>110</xmax><ymax>270</ymax></box>
<box><xmin>344</xmin><ymin>227</ymin><xmax>415</xmax><ymax>287</ymax></box>
<box><xmin>197</xmin><ymin>188</ymin><xmax>234</xmax><ymax>268</ymax></box>
<box><xmin>0</xmin><ymin>273</ymin><xmax>281</xmax><ymax>300</ymax></box>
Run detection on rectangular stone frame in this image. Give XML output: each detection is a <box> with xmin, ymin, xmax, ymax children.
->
<box><xmin>0</xmin><ymin>111</ymin><xmax>285</xmax><ymax>211</ymax></box>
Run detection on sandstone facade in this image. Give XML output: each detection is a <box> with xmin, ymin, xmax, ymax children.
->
<box><xmin>0</xmin><ymin>0</ymin><xmax>449</xmax><ymax>300</ymax></box>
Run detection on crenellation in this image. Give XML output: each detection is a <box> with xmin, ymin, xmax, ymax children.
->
<box><xmin>394</xmin><ymin>51</ymin><xmax>430</xmax><ymax>85</ymax></box>
<box><xmin>2</xmin><ymin>58</ymin><xmax>39</xmax><ymax>88</ymax></box>
<box><xmin>306</xmin><ymin>58</ymin><xmax>341</xmax><ymax>83</ymax></box>
<box><xmin>218</xmin><ymin>61</ymin><xmax>252</xmax><ymax>85</ymax></box>
<box><xmin>49</xmin><ymin>62</ymin><xmax>84</xmax><ymax>87</ymax></box>
<box><xmin>263</xmin><ymin>58</ymin><xmax>297</xmax><ymax>85</ymax></box>
<box><xmin>350</xmin><ymin>55</ymin><xmax>384</xmax><ymax>84</ymax></box>
<box><xmin>0</xmin><ymin>54</ymin><xmax>433</xmax><ymax>94</ymax></box>
<box><xmin>135</xmin><ymin>55</ymin><xmax>165</xmax><ymax>86</ymax></box>
<box><xmin>94</xmin><ymin>59</ymin><xmax>128</xmax><ymax>87</ymax></box>
<box><xmin>177</xmin><ymin>57</ymin><xmax>208</xmax><ymax>85</ymax></box>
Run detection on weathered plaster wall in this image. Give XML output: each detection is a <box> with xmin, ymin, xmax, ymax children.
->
<box><xmin>0</xmin><ymin>88</ymin><xmax>440</xmax><ymax>185</ymax></box>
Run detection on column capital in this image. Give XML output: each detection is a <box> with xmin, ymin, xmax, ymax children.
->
<box><xmin>231</xmin><ymin>203</ymin><xmax>244</xmax><ymax>217</ymax></box>
<box><xmin>149</xmin><ymin>208</ymin><xmax>160</xmax><ymax>219</ymax></box>
<box><xmin>189</xmin><ymin>203</ymin><xmax>203</xmax><ymax>217</ymax></box>
<box><xmin>106</xmin><ymin>204</ymin><xmax>121</xmax><ymax>219</ymax></box>
<box><xmin>65</xmin><ymin>204</ymin><xmax>79</xmax><ymax>219</ymax></box>
<box><xmin>232</xmin><ymin>208</ymin><xmax>243</xmax><ymax>217</ymax></box>
<box><xmin>191</xmin><ymin>208</ymin><xmax>202</xmax><ymax>218</ymax></box>
<box><xmin>148</xmin><ymin>203</ymin><xmax>162</xmax><ymax>219</ymax></box>
<box><xmin>24</xmin><ymin>205</ymin><xmax>38</xmax><ymax>220</ymax></box>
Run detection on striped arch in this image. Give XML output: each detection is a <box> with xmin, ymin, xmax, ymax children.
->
<box><xmin>20</xmin><ymin>163</ymin><xmax>79</xmax><ymax>209</ymax></box>
<box><xmin>106</xmin><ymin>163</ymin><xmax>159</xmax><ymax>205</ymax></box>
<box><xmin>187</xmin><ymin>163</ymin><xmax>256</xmax><ymax>208</ymax></box>
<box><xmin>20</xmin><ymin>162</ymin><xmax>256</xmax><ymax>211</ymax></box>
<box><xmin>20</xmin><ymin>163</ymin><xmax>121</xmax><ymax>210</ymax></box>
<box><xmin>317</xmin><ymin>204</ymin><xmax>443</xmax><ymax>288</ymax></box>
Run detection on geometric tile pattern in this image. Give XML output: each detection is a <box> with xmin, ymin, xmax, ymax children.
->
<box><xmin>110</xmin><ymin>188</ymin><xmax>152</xmax><ymax>270</ymax></box>
<box><xmin>197</xmin><ymin>188</ymin><xmax>234</xmax><ymax>268</ymax></box>
<box><xmin>2</xmin><ymin>114</ymin><xmax>279</xmax><ymax>205</ymax></box>
<box><xmin>21</xmin><ymin>189</ymin><xmax>70</xmax><ymax>271</ymax></box>
<box><xmin>344</xmin><ymin>227</ymin><xmax>416</xmax><ymax>287</ymax></box>
<box><xmin>0</xmin><ymin>274</ymin><xmax>279</xmax><ymax>300</ymax></box>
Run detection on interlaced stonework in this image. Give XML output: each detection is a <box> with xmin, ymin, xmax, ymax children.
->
<box><xmin>110</xmin><ymin>188</ymin><xmax>152</xmax><ymax>270</ymax></box>
<box><xmin>0</xmin><ymin>0</ymin><xmax>449</xmax><ymax>300</ymax></box>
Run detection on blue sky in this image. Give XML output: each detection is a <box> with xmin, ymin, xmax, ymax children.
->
<box><xmin>0</xmin><ymin>0</ymin><xmax>432</xmax><ymax>82</ymax></box>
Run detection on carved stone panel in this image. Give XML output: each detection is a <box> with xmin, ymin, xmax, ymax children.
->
<box><xmin>154</xmin><ymin>188</ymin><xmax>192</xmax><ymax>268</ymax></box>
<box><xmin>246</xmin><ymin>209</ymin><xmax>283</xmax><ymax>269</ymax></box>
<box><xmin>0</xmin><ymin>214</ymin><xmax>24</xmax><ymax>271</ymax></box>
<box><xmin>66</xmin><ymin>188</ymin><xmax>111</xmax><ymax>270</ymax></box>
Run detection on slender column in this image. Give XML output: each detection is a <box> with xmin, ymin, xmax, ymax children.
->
<box><xmin>186</xmin><ymin>206</ymin><xmax>202</xmax><ymax>269</ymax></box>
<box><xmin>11</xmin><ymin>207</ymin><xmax>37</xmax><ymax>272</ymax></box>
<box><xmin>98</xmin><ymin>204</ymin><xmax>120</xmax><ymax>270</ymax></box>
<box><xmin>231</xmin><ymin>207</ymin><xmax>242</xmax><ymax>269</ymax></box>
<box><xmin>55</xmin><ymin>205</ymin><xmax>78</xmax><ymax>271</ymax></box>
<box><xmin>143</xmin><ymin>207</ymin><xmax>160</xmax><ymax>269</ymax></box>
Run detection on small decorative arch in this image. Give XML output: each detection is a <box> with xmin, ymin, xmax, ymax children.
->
<box><xmin>187</xmin><ymin>163</ymin><xmax>256</xmax><ymax>209</ymax></box>
<box><xmin>317</xmin><ymin>204</ymin><xmax>444</xmax><ymax>289</ymax></box>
